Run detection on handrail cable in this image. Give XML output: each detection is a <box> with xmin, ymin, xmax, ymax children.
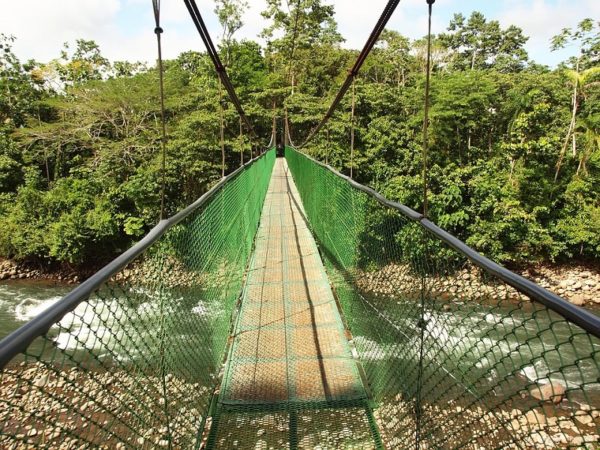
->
<box><xmin>183</xmin><ymin>0</ymin><xmax>261</xmax><ymax>145</ymax></box>
<box><xmin>298</xmin><ymin>0</ymin><xmax>402</xmax><ymax>147</ymax></box>
<box><xmin>152</xmin><ymin>0</ymin><xmax>168</xmax><ymax>220</ymax></box>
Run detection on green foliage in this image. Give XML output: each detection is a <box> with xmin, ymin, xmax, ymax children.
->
<box><xmin>0</xmin><ymin>10</ymin><xmax>598</xmax><ymax>270</ymax></box>
<box><xmin>439</xmin><ymin>12</ymin><xmax>529</xmax><ymax>72</ymax></box>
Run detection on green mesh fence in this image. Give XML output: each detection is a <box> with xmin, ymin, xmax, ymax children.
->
<box><xmin>203</xmin><ymin>156</ymin><xmax>381</xmax><ymax>450</ymax></box>
<box><xmin>285</xmin><ymin>146</ymin><xmax>600</xmax><ymax>449</ymax></box>
<box><xmin>0</xmin><ymin>149</ymin><xmax>275</xmax><ymax>449</ymax></box>
<box><xmin>1</xmin><ymin>145</ymin><xmax>599</xmax><ymax>450</ymax></box>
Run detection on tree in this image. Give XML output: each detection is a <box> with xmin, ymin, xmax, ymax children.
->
<box><xmin>214</xmin><ymin>0</ymin><xmax>249</xmax><ymax>67</ymax></box>
<box><xmin>368</xmin><ymin>30</ymin><xmax>415</xmax><ymax>86</ymax></box>
<box><xmin>551</xmin><ymin>18</ymin><xmax>599</xmax><ymax>71</ymax></box>
<box><xmin>261</xmin><ymin>0</ymin><xmax>343</xmax><ymax>93</ymax></box>
<box><xmin>439</xmin><ymin>12</ymin><xmax>529</xmax><ymax>72</ymax></box>
<box><xmin>0</xmin><ymin>34</ymin><xmax>41</xmax><ymax>127</ymax></box>
<box><xmin>551</xmin><ymin>19</ymin><xmax>600</xmax><ymax>179</ymax></box>
<box><xmin>41</xmin><ymin>39</ymin><xmax>110</xmax><ymax>89</ymax></box>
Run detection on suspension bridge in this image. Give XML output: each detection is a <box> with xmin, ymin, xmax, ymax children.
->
<box><xmin>0</xmin><ymin>0</ymin><xmax>599</xmax><ymax>449</ymax></box>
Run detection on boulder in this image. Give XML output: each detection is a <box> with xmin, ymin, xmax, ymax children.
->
<box><xmin>530</xmin><ymin>381</ymin><xmax>566</xmax><ymax>404</ymax></box>
<box><xmin>570</xmin><ymin>294</ymin><xmax>586</xmax><ymax>306</ymax></box>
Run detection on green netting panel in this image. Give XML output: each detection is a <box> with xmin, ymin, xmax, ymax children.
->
<box><xmin>204</xmin><ymin>157</ymin><xmax>381</xmax><ymax>449</ymax></box>
<box><xmin>0</xmin><ymin>149</ymin><xmax>275</xmax><ymax>449</ymax></box>
<box><xmin>208</xmin><ymin>406</ymin><xmax>380</xmax><ymax>449</ymax></box>
<box><xmin>285</xmin><ymin>146</ymin><xmax>600</xmax><ymax>449</ymax></box>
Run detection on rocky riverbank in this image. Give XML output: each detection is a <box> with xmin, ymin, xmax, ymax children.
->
<box><xmin>0</xmin><ymin>362</ymin><xmax>209</xmax><ymax>449</ymax></box>
<box><xmin>2</xmin><ymin>257</ymin><xmax>598</xmax><ymax>309</ymax></box>
<box><xmin>520</xmin><ymin>265</ymin><xmax>600</xmax><ymax>307</ymax></box>
<box><xmin>375</xmin><ymin>388</ymin><xmax>599</xmax><ymax>449</ymax></box>
<box><xmin>356</xmin><ymin>262</ymin><xmax>600</xmax><ymax>309</ymax></box>
<box><xmin>0</xmin><ymin>361</ymin><xmax>598</xmax><ymax>449</ymax></box>
<box><xmin>0</xmin><ymin>256</ymin><xmax>236</xmax><ymax>291</ymax></box>
<box><xmin>0</xmin><ymin>259</ymin><xmax>83</xmax><ymax>285</ymax></box>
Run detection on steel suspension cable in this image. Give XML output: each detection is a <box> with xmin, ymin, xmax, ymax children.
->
<box><xmin>350</xmin><ymin>77</ymin><xmax>356</xmax><ymax>179</ymax></box>
<box><xmin>151</xmin><ymin>6</ymin><xmax>173</xmax><ymax>446</ymax></box>
<box><xmin>284</xmin><ymin>109</ymin><xmax>298</xmax><ymax>148</ymax></box>
<box><xmin>183</xmin><ymin>0</ymin><xmax>261</xmax><ymax>146</ymax></box>
<box><xmin>152</xmin><ymin>0</ymin><xmax>168</xmax><ymax>221</ymax></box>
<box><xmin>422</xmin><ymin>0</ymin><xmax>434</xmax><ymax>218</ymax></box>
<box><xmin>416</xmin><ymin>3</ymin><xmax>435</xmax><ymax>449</ymax></box>
<box><xmin>239</xmin><ymin>117</ymin><xmax>244</xmax><ymax>166</ymax></box>
<box><xmin>298</xmin><ymin>0</ymin><xmax>402</xmax><ymax>148</ymax></box>
<box><xmin>219</xmin><ymin>80</ymin><xmax>225</xmax><ymax>178</ymax></box>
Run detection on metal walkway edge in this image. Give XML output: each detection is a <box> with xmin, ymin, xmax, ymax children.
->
<box><xmin>206</xmin><ymin>158</ymin><xmax>380</xmax><ymax>449</ymax></box>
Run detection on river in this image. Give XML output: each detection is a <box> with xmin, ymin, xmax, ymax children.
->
<box><xmin>0</xmin><ymin>280</ymin><xmax>74</xmax><ymax>341</ymax></box>
<box><xmin>1</xmin><ymin>279</ymin><xmax>598</xmax><ymax>400</ymax></box>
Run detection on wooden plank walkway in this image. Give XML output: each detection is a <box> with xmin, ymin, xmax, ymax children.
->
<box><xmin>220</xmin><ymin>158</ymin><xmax>366</xmax><ymax>407</ymax></box>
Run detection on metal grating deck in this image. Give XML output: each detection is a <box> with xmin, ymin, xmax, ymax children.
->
<box><xmin>220</xmin><ymin>158</ymin><xmax>367</xmax><ymax>408</ymax></box>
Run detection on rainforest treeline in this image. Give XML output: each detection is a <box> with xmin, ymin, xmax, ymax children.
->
<box><xmin>0</xmin><ymin>1</ymin><xmax>598</xmax><ymax>268</ymax></box>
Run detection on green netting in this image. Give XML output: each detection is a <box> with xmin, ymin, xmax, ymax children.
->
<box><xmin>205</xmin><ymin>157</ymin><xmax>380</xmax><ymax>450</ymax></box>
<box><xmin>0</xmin><ymin>149</ymin><xmax>275</xmax><ymax>449</ymax></box>
<box><xmin>285</xmin><ymin>146</ymin><xmax>600</xmax><ymax>449</ymax></box>
<box><xmin>2</xmin><ymin>145</ymin><xmax>598</xmax><ymax>449</ymax></box>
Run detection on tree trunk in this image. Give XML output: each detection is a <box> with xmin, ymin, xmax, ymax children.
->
<box><xmin>555</xmin><ymin>79</ymin><xmax>579</xmax><ymax>181</ymax></box>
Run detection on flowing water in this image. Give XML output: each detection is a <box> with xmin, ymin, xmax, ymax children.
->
<box><xmin>1</xmin><ymin>280</ymin><xmax>598</xmax><ymax>398</ymax></box>
<box><xmin>0</xmin><ymin>280</ymin><xmax>74</xmax><ymax>341</ymax></box>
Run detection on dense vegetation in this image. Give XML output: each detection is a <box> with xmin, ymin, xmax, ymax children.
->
<box><xmin>0</xmin><ymin>1</ymin><xmax>598</xmax><ymax>270</ymax></box>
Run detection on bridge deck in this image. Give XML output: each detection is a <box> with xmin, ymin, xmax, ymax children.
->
<box><xmin>220</xmin><ymin>158</ymin><xmax>366</xmax><ymax>408</ymax></box>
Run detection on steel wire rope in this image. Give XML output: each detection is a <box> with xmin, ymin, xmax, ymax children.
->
<box><xmin>282</xmin><ymin>1</ymin><xmax>302</xmax><ymax>152</ymax></box>
<box><xmin>183</xmin><ymin>0</ymin><xmax>264</xmax><ymax>148</ymax></box>
<box><xmin>415</xmin><ymin>2</ymin><xmax>435</xmax><ymax>449</ymax></box>
<box><xmin>152</xmin><ymin>0</ymin><xmax>168</xmax><ymax>221</ymax></box>
<box><xmin>151</xmin><ymin>4</ymin><xmax>173</xmax><ymax>447</ymax></box>
<box><xmin>350</xmin><ymin>77</ymin><xmax>356</xmax><ymax>178</ymax></box>
<box><xmin>296</xmin><ymin>0</ymin><xmax>402</xmax><ymax>148</ymax></box>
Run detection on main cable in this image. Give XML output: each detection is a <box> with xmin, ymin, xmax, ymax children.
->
<box><xmin>183</xmin><ymin>0</ymin><xmax>261</xmax><ymax>145</ymax></box>
<box><xmin>298</xmin><ymin>0</ymin><xmax>402</xmax><ymax>148</ymax></box>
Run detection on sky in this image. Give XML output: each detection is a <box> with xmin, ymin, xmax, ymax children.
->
<box><xmin>0</xmin><ymin>0</ymin><xmax>598</xmax><ymax>67</ymax></box>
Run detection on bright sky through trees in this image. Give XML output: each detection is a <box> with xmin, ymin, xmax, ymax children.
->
<box><xmin>0</xmin><ymin>0</ymin><xmax>598</xmax><ymax>67</ymax></box>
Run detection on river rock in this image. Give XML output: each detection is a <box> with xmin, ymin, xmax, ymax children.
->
<box><xmin>530</xmin><ymin>381</ymin><xmax>565</xmax><ymax>404</ymax></box>
<box><xmin>525</xmin><ymin>409</ymin><xmax>546</xmax><ymax>426</ymax></box>
<box><xmin>574</xmin><ymin>411</ymin><xmax>594</xmax><ymax>427</ymax></box>
<box><xmin>35</xmin><ymin>374</ymin><xmax>49</xmax><ymax>388</ymax></box>
<box><xmin>570</xmin><ymin>294</ymin><xmax>586</xmax><ymax>306</ymax></box>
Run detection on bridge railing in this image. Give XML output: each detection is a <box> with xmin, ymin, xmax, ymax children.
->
<box><xmin>0</xmin><ymin>149</ymin><xmax>276</xmax><ymax>449</ymax></box>
<box><xmin>285</xmin><ymin>146</ymin><xmax>600</xmax><ymax>449</ymax></box>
